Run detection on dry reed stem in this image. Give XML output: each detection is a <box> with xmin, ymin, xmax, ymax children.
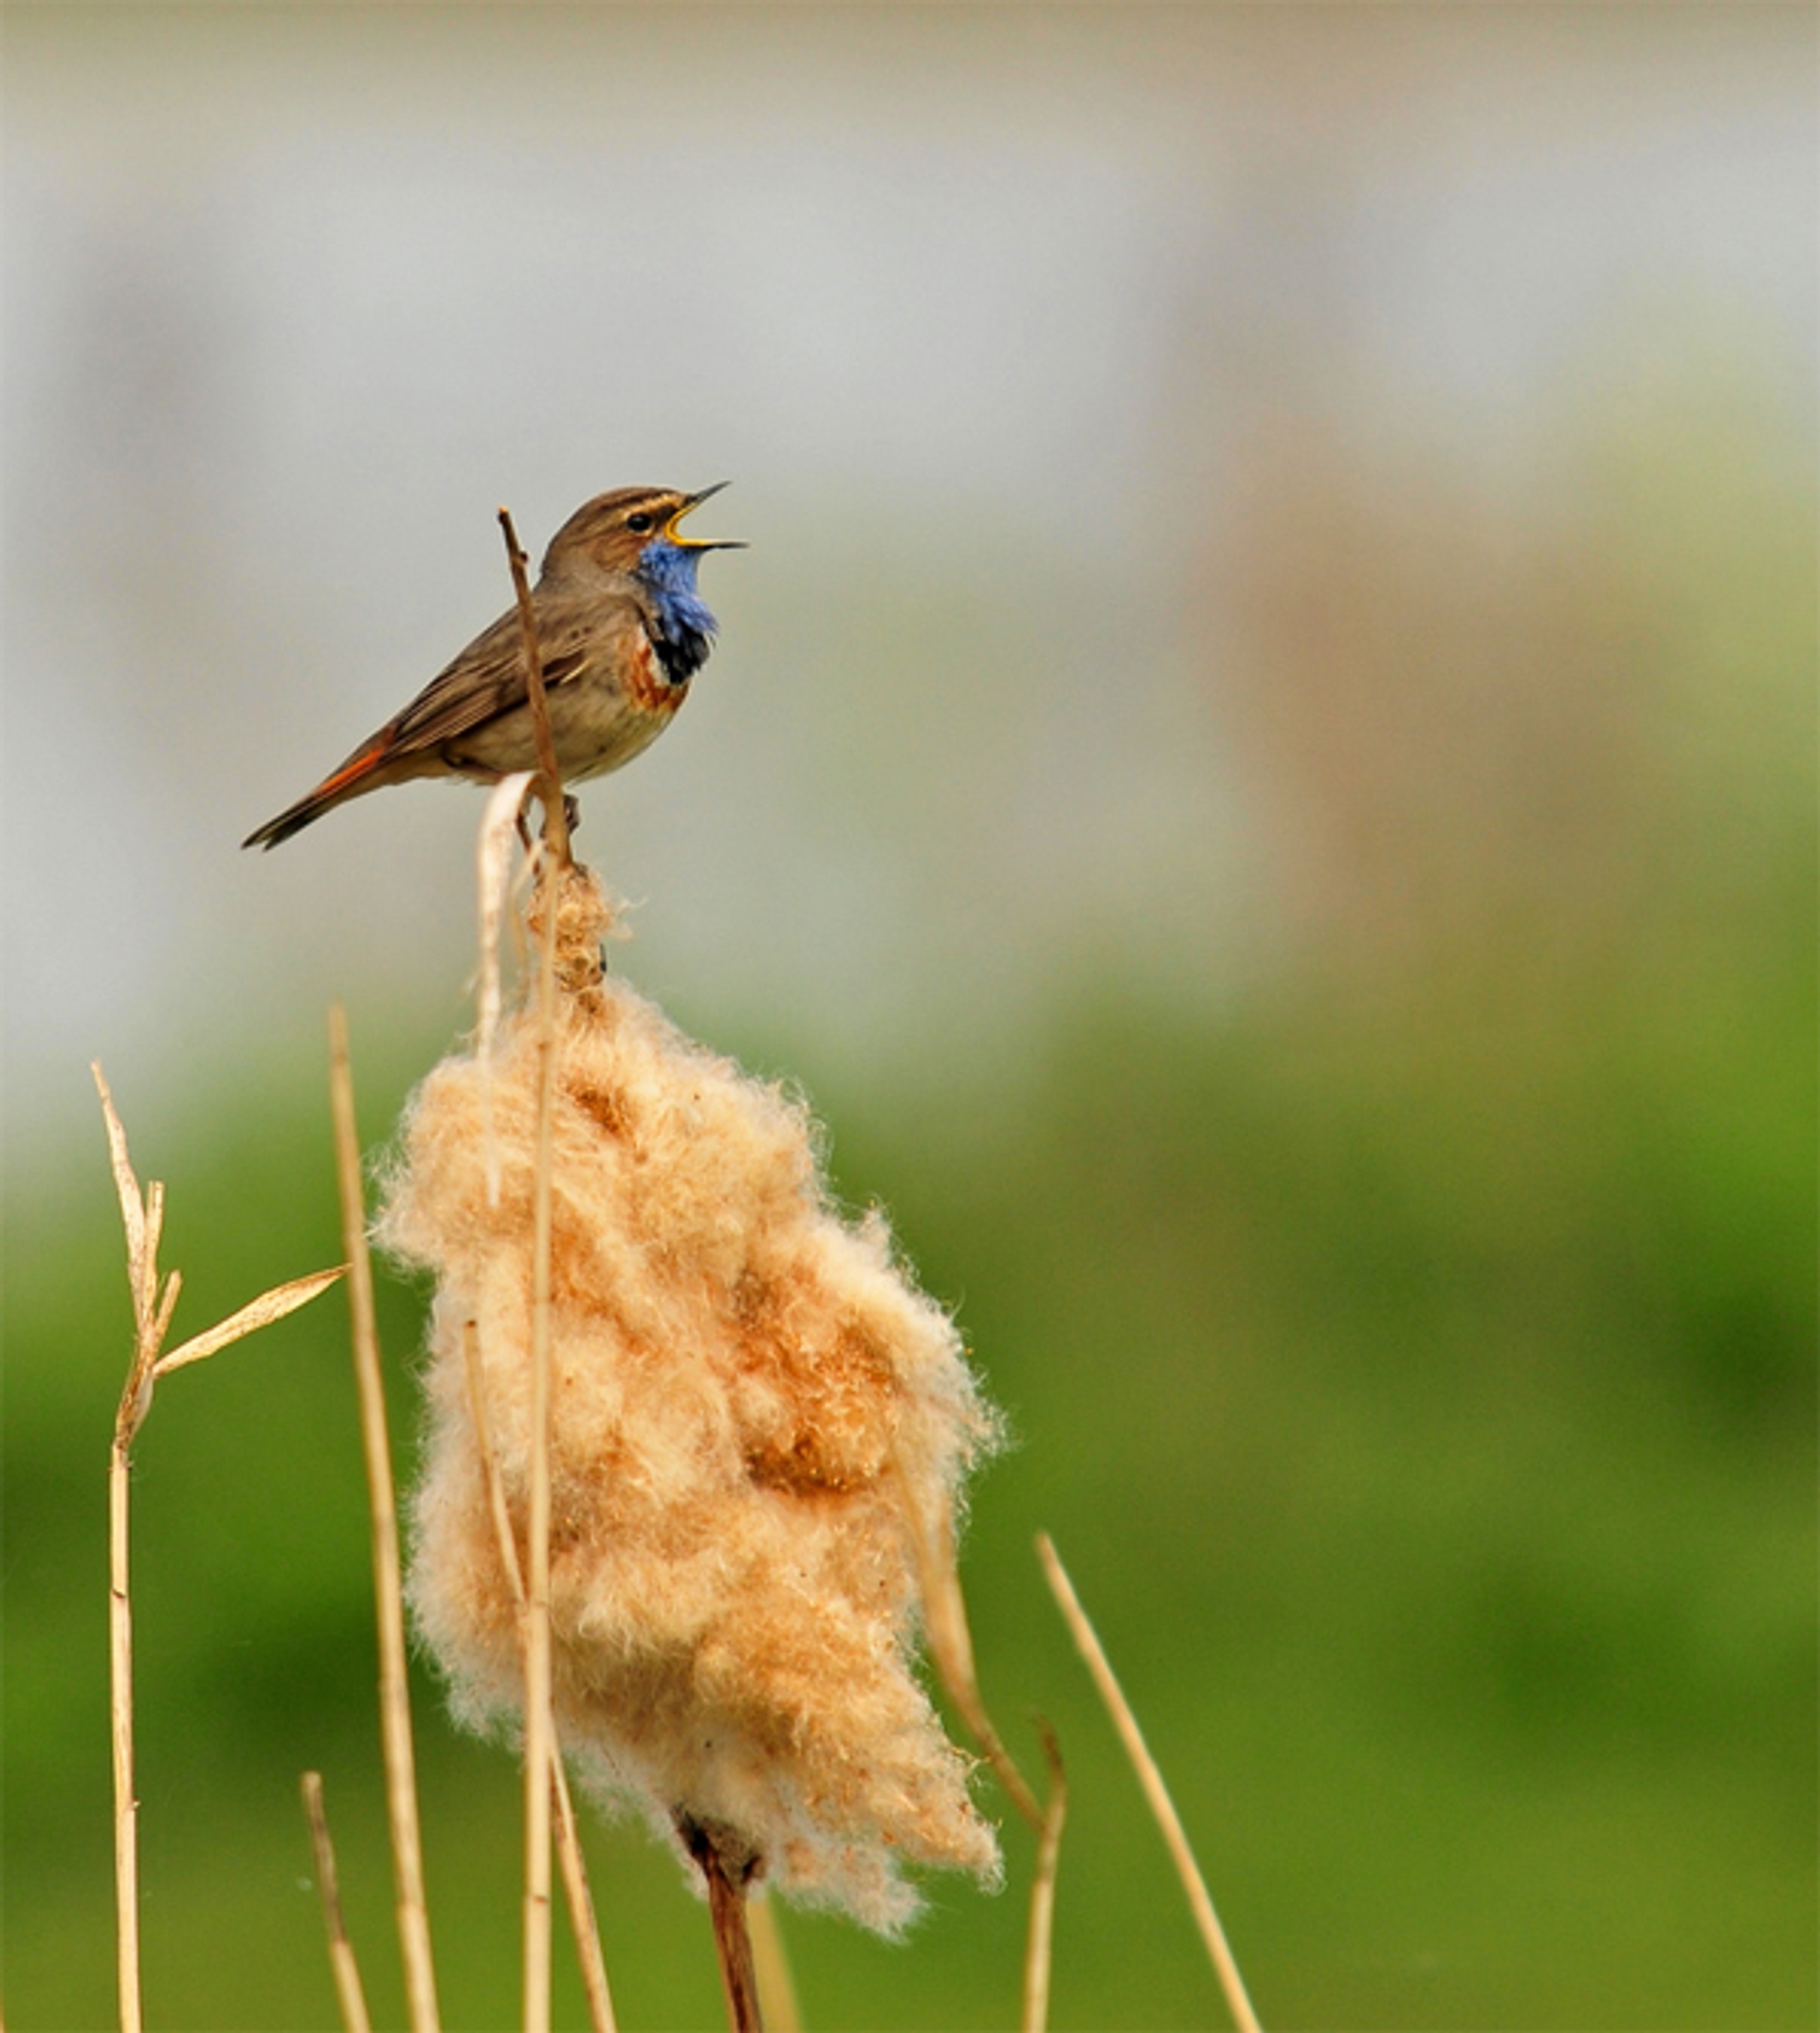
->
<box><xmin>328</xmin><ymin>1008</ymin><xmax>442</xmax><ymax>2033</ymax></box>
<box><xmin>550</xmin><ymin>1752</ymin><xmax>617</xmax><ymax>2033</ymax></box>
<box><xmin>1036</xmin><ymin>1534</ymin><xmax>1262</xmax><ymax>2033</ymax></box>
<box><xmin>1020</xmin><ymin>1721</ymin><xmax>1067</xmax><ymax>2033</ymax></box>
<box><xmin>519</xmin><ymin>866</ymin><xmax>559</xmax><ymax>2033</ymax></box>
<box><xmin>894</xmin><ymin>1441</ymin><xmax>1068</xmax><ymax>2025</ymax></box>
<box><xmin>894</xmin><ymin>1444</ymin><xmax>1045</xmax><ymax>1834</ymax></box>
<box><xmin>500</xmin><ymin>501</ymin><xmax>565</xmax><ymax>2033</ymax></box>
<box><xmin>301</xmin><ymin>1771</ymin><xmax>374</xmax><ymax>2033</ymax></box>
<box><xmin>747</xmin><ymin>1901</ymin><xmax>800</xmax><ymax>2033</ymax></box>
<box><xmin>93</xmin><ymin>1063</ymin><xmax>343</xmax><ymax>2033</ymax></box>
<box><xmin>107</xmin><ymin>1420</ymin><xmax>143</xmax><ymax>2033</ymax></box>
<box><xmin>462</xmin><ymin>1323</ymin><xmax>619</xmax><ymax>2033</ymax></box>
<box><xmin>499</xmin><ymin>507</ymin><xmax>571</xmax><ymax>866</ymax></box>
<box><xmin>895</xmin><ymin>1443</ymin><xmax>1067</xmax><ymax>2027</ymax></box>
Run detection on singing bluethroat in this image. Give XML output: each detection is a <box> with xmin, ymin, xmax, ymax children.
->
<box><xmin>243</xmin><ymin>483</ymin><xmax>741</xmax><ymax>848</ymax></box>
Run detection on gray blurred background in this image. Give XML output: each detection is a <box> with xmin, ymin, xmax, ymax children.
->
<box><xmin>8</xmin><ymin>6</ymin><xmax>1808</xmax><ymax>1128</ymax></box>
<box><xmin>5</xmin><ymin>9</ymin><xmax>1814</xmax><ymax>2031</ymax></box>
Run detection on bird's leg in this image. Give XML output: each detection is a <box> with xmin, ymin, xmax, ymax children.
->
<box><xmin>562</xmin><ymin>792</ymin><xmax>581</xmax><ymax>839</ymax></box>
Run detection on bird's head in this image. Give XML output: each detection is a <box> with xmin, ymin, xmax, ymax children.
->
<box><xmin>541</xmin><ymin>483</ymin><xmax>743</xmax><ymax>584</ymax></box>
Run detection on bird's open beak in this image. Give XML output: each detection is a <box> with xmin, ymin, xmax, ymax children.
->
<box><xmin>667</xmin><ymin>481</ymin><xmax>746</xmax><ymax>550</ymax></box>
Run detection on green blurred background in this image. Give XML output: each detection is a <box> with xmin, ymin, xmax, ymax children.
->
<box><xmin>5</xmin><ymin>8</ymin><xmax>1813</xmax><ymax>2029</ymax></box>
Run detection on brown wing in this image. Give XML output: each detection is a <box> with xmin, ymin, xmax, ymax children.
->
<box><xmin>379</xmin><ymin>591</ymin><xmax>613</xmax><ymax>757</ymax></box>
<box><xmin>242</xmin><ymin>584</ymin><xmax>640</xmax><ymax>849</ymax></box>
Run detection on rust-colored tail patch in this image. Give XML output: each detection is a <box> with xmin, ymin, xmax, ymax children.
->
<box><xmin>241</xmin><ymin>735</ymin><xmax>393</xmax><ymax>850</ymax></box>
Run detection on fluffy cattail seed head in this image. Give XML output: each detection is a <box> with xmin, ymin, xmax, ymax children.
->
<box><xmin>380</xmin><ymin>863</ymin><xmax>1003</xmax><ymax>1932</ymax></box>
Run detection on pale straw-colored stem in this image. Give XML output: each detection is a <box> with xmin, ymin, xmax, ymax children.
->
<box><xmin>94</xmin><ymin>1063</ymin><xmax>344</xmax><ymax>2033</ymax></box>
<box><xmin>108</xmin><ymin>1427</ymin><xmax>142</xmax><ymax>2033</ymax></box>
<box><xmin>747</xmin><ymin>1899</ymin><xmax>801</xmax><ymax>2033</ymax></box>
<box><xmin>520</xmin><ymin>880</ymin><xmax>559</xmax><ymax>2033</ymax></box>
<box><xmin>109</xmin><ymin>1296</ymin><xmax>166</xmax><ymax>2033</ymax></box>
<box><xmin>551</xmin><ymin>1754</ymin><xmax>616</xmax><ymax>2033</ymax></box>
<box><xmin>329</xmin><ymin>1006</ymin><xmax>441</xmax><ymax>2033</ymax></box>
<box><xmin>501</xmin><ymin>501</ymin><xmax>566</xmax><ymax>2033</ymax></box>
<box><xmin>895</xmin><ymin>1444</ymin><xmax>1067</xmax><ymax>2024</ymax></box>
<box><xmin>98</xmin><ymin>1062</ymin><xmax>168</xmax><ymax>2033</ymax></box>
<box><xmin>1036</xmin><ymin>1534</ymin><xmax>1261</xmax><ymax>2033</ymax></box>
<box><xmin>301</xmin><ymin>1771</ymin><xmax>373</xmax><ymax>2033</ymax></box>
<box><xmin>1020</xmin><ymin>1721</ymin><xmax>1067</xmax><ymax>2033</ymax></box>
<box><xmin>462</xmin><ymin>1323</ymin><xmax>617</xmax><ymax>2033</ymax></box>
<box><xmin>499</xmin><ymin>507</ymin><xmax>571</xmax><ymax>866</ymax></box>
<box><xmin>892</xmin><ymin>1443</ymin><xmax>1045</xmax><ymax>1833</ymax></box>
<box><xmin>96</xmin><ymin>1061</ymin><xmax>155</xmax><ymax>2033</ymax></box>
<box><xmin>111</xmin><ymin>1251</ymin><xmax>335</xmax><ymax>2031</ymax></box>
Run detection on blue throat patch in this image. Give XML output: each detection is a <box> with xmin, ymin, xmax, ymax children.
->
<box><xmin>635</xmin><ymin>539</ymin><xmax>719</xmax><ymax>686</ymax></box>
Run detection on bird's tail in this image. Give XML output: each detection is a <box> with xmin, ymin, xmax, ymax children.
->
<box><xmin>241</xmin><ymin>737</ymin><xmax>393</xmax><ymax>850</ymax></box>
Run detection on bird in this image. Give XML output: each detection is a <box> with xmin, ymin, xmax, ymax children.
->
<box><xmin>243</xmin><ymin>483</ymin><xmax>741</xmax><ymax>849</ymax></box>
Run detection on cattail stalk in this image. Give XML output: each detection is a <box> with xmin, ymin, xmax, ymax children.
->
<box><xmin>462</xmin><ymin>1320</ymin><xmax>618</xmax><ymax>2033</ymax></box>
<box><xmin>678</xmin><ymin>1817</ymin><xmax>764</xmax><ymax>2033</ymax></box>
<box><xmin>499</xmin><ymin>506</ymin><xmax>570</xmax><ymax>867</ymax></box>
<box><xmin>500</xmin><ymin>503</ymin><xmax>563</xmax><ymax>2033</ymax></box>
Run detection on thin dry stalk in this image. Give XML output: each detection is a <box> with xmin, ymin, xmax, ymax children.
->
<box><xmin>746</xmin><ymin>1900</ymin><xmax>801</xmax><ymax>2033</ymax></box>
<box><xmin>1020</xmin><ymin>1722</ymin><xmax>1067</xmax><ymax>2033</ymax></box>
<box><xmin>93</xmin><ymin>1063</ymin><xmax>342</xmax><ymax>2033</ymax></box>
<box><xmin>1036</xmin><ymin>1534</ymin><xmax>1262</xmax><ymax>2033</ymax></box>
<box><xmin>108</xmin><ymin>1408</ymin><xmax>145</xmax><ymax>2033</ymax></box>
<box><xmin>301</xmin><ymin>1771</ymin><xmax>374</xmax><ymax>2033</ymax></box>
<box><xmin>894</xmin><ymin>1444</ymin><xmax>1044</xmax><ymax>1833</ymax></box>
<box><xmin>550</xmin><ymin>1753</ymin><xmax>616</xmax><ymax>2033</ymax></box>
<box><xmin>498</xmin><ymin>507</ymin><xmax>571</xmax><ymax>865</ymax></box>
<box><xmin>679</xmin><ymin>1818</ymin><xmax>764</xmax><ymax>2033</ymax></box>
<box><xmin>97</xmin><ymin>1064</ymin><xmax>164</xmax><ymax>2033</ymax></box>
<box><xmin>462</xmin><ymin>1323</ymin><xmax>619</xmax><ymax>2033</ymax></box>
<box><xmin>328</xmin><ymin>1008</ymin><xmax>441</xmax><ymax>2033</ymax></box>
<box><xmin>498</xmin><ymin>503</ymin><xmax>567</xmax><ymax>2033</ymax></box>
<box><xmin>519</xmin><ymin>881</ymin><xmax>559</xmax><ymax>2033</ymax></box>
<box><xmin>895</xmin><ymin>1444</ymin><xmax>1068</xmax><ymax>2025</ymax></box>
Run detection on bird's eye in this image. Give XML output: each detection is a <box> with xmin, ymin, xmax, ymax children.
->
<box><xmin>626</xmin><ymin>512</ymin><xmax>654</xmax><ymax>534</ymax></box>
